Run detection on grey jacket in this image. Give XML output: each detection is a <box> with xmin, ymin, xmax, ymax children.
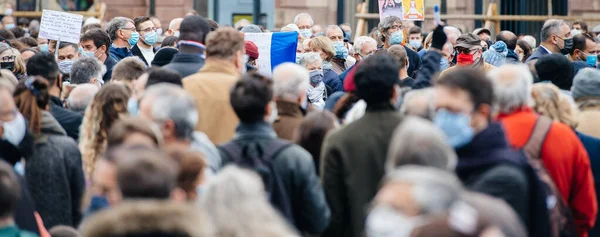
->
<box><xmin>25</xmin><ymin>111</ymin><xmax>85</xmax><ymax>228</ymax></box>
<box><xmin>219</xmin><ymin>122</ymin><xmax>331</xmax><ymax>234</ymax></box>
<box><xmin>190</xmin><ymin>131</ymin><xmax>221</xmax><ymax>171</ymax></box>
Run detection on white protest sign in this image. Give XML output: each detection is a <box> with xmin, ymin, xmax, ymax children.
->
<box><xmin>244</xmin><ymin>33</ymin><xmax>273</xmax><ymax>76</ymax></box>
<box><xmin>39</xmin><ymin>9</ymin><xmax>83</xmax><ymax>44</ymax></box>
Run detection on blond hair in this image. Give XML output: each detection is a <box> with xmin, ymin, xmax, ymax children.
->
<box><xmin>531</xmin><ymin>83</ymin><xmax>579</xmax><ymax>128</ymax></box>
<box><xmin>308</xmin><ymin>36</ymin><xmax>335</xmax><ymax>61</ymax></box>
<box><xmin>79</xmin><ymin>83</ymin><xmax>130</xmax><ymax>180</ymax></box>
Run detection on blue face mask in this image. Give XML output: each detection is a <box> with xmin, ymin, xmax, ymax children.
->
<box><xmin>434</xmin><ymin>108</ymin><xmax>475</xmax><ymax>149</ymax></box>
<box><xmin>82</xmin><ymin>49</ymin><xmax>97</xmax><ymax>58</ymax></box>
<box><xmin>333</xmin><ymin>41</ymin><xmax>348</xmax><ymax>59</ymax></box>
<box><xmin>39</xmin><ymin>44</ymin><xmax>49</xmax><ymax>53</ymax></box>
<box><xmin>88</xmin><ymin>195</ymin><xmax>110</xmax><ymax>213</ymax></box>
<box><xmin>143</xmin><ymin>31</ymin><xmax>158</xmax><ymax>46</ymax></box>
<box><xmin>128</xmin><ymin>32</ymin><xmax>140</xmax><ymax>47</ymax></box>
<box><xmin>440</xmin><ymin>58</ymin><xmax>449</xmax><ymax>70</ymax></box>
<box><xmin>4</xmin><ymin>24</ymin><xmax>15</xmax><ymax>30</ymax></box>
<box><xmin>299</xmin><ymin>29</ymin><xmax>312</xmax><ymax>39</ymax></box>
<box><xmin>309</xmin><ymin>70</ymin><xmax>324</xmax><ymax>85</ymax></box>
<box><xmin>409</xmin><ymin>40</ymin><xmax>422</xmax><ymax>49</ymax></box>
<box><xmin>586</xmin><ymin>55</ymin><xmax>598</xmax><ymax>67</ymax></box>
<box><xmin>127</xmin><ymin>97</ymin><xmax>139</xmax><ymax>116</ymax></box>
<box><xmin>390</xmin><ymin>31</ymin><xmax>404</xmax><ymax>45</ymax></box>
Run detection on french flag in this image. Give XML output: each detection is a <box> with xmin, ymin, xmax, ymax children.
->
<box><xmin>244</xmin><ymin>32</ymin><xmax>298</xmax><ymax>76</ymax></box>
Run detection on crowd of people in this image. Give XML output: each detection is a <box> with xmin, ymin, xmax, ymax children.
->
<box><xmin>0</xmin><ymin>10</ymin><xmax>599</xmax><ymax>237</ymax></box>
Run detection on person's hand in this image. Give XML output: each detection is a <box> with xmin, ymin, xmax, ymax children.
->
<box><xmin>430</xmin><ymin>25</ymin><xmax>447</xmax><ymax>51</ymax></box>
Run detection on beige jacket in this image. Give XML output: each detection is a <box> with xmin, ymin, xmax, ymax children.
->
<box><xmin>183</xmin><ymin>60</ymin><xmax>241</xmax><ymax>145</ymax></box>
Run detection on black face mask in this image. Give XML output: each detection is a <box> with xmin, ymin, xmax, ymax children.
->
<box><xmin>1</xmin><ymin>61</ymin><xmax>14</xmax><ymax>71</ymax></box>
<box><xmin>560</xmin><ymin>37</ymin><xmax>574</xmax><ymax>55</ymax></box>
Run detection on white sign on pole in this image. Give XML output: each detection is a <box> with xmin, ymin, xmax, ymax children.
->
<box><xmin>244</xmin><ymin>33</ymin><xmax>273</xmax><ymax>76</ymax></box>
<box><xmin>39</xmin><ymin>9</ymin><xmax>83</xmax><ymax>44</ymax></box>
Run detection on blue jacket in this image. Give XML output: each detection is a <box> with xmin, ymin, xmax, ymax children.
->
<box><xmin>109</xmin><ymin>45</ymin><xmax>133</xmax><ymax>62</ymax></box>
<box><xmin>338</xmin><ymin>64</ymin><xmax>355</xmax><ymax>84</ymax></box>
<box><xmin>577</xmin><ymin>131</ymin><xmax>600</xmax><ymax>237</ymax></box>
<box><xmin>525</xmin><ymin>47</ymin><xmax>550</xmax><ymax>63</ymax></box>
<box><xmin>323</xmin><ymin>69</ymin><xmax>342</xmax><ymax>93</ymax></box>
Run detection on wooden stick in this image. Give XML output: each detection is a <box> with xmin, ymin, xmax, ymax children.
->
<box><xmin>354</xmin><ymin>1</ymin><xmax>368</xmax><ymax>42</ymax></box>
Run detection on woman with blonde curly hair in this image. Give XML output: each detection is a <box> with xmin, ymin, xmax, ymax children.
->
<box><xmin>530</xmin><ymin>83</ymin><xmax>579</xmax><ymax>128</ymax></box>
<box><xmin>79</xmin><ymin>83</ymin><xmax>130</xmax><ymax>180</ymax></box>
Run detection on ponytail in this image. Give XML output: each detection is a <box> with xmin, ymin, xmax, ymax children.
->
<box><xmin>13</xmin><ymin>77</ymin><xmax>50</xmax><ymax>136</ymax></box>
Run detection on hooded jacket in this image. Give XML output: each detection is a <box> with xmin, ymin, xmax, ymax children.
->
<box><xmin>81</xmin><ymin>200</ymin><xmax>214</xmax><ymax>237</ymax></box>
<box><xmin>456</xmin><ymin>122</ymin><xmax>551</xmax><ymax>237</ymax></box>
<box><xmin>25</xmin><ymin>111</ymin><xmax>85</xmax><ymax>229</ymax></box>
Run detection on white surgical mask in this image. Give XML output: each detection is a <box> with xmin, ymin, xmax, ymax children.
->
<box><xmin>174</xmin><ymin>31</ymin><xmax>180</xmax><ymax>38</ymax></box>
<box><xmin>1</xmin><ymin>112</ymin><xmax>26</xmax><ymax>147</ymax></box>
<box><xmin>365</xmin><ymin>205</ymin><xmax>428</xmax><ymax>237</ymax></box>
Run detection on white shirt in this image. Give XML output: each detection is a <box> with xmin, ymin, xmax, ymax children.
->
<box><xmin>139</xmin><ymin>46</ymin><xmax>155</xmax><ymax>64</ymax></box>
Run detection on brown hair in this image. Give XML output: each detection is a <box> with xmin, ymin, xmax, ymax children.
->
<box><xmin>107</xmin><ymin>117</ymin><xmax>162</xmax><ymax>148</ymax></box>
<box><xmin>294</xmin><ymin>111</ymin><xmax>337</xmax><ymax>174</ymax></box>
<box><xmin>165</xmin><ymin>149</ymin><xmax>207</xmax><ymax>201</ymax></box>
<box><xmin>333</xmin><ymin>92</ymin><xmax>360</xmax><ymax>119</ymax></box>
<box><xmin>17</xmin><ymin>37</ymin><xmax>38</xmax><ymax>48</ymax></box>
<box><xmin>13</xmin><ymin>76</ymin><xmax>50</xmax><ymax>136</ymax></box>
<box><xmin>408</xmin><ymin>26</ymin><xmax>422</xmax><ymax>35</ymax></box>
<box><xmin>80</xmin><ymin>83</ymin><xmax>131</xmax><ymax>179</ymax></box>
<box><xmin>111</xmin><ymin>57</ymin><xmax>147</xmax><ymax>83</ymax></box>
<box><xmin>387</xmin><ymin>45</ymin><xmax>408</xmax><ymax>68</ymax></box>
<box><xmin>308</xmin><ymin>36</ymin><xmax>335</xmax><ymax>61</ymax></box>
<box><xmin>205</xmin><ymin>28</ymin><xmax>245</xmax><ymax>59</ymax></box>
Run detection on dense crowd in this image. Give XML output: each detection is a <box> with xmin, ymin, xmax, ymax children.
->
<box><xmin>0</xmin><ymin>10</ymin><xmax>599</xmax><ymax>237</ymax></box>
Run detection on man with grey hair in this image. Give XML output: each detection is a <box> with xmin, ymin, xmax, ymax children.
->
<box><xmin>271</xmin><ymin>63</ymin><xmax>309</xmax><ymax>140</ymax></box>
<box><xmin>378</xmin><ymin>16</ymin><xmax>422</xmax><ymax>77</ymax></box>
<box><xmin>70</xmin><ymin>57</ymin><xmax>106</xmax><ymax>87</ymax></box>
<box><xmin>240</xmin><ymin>24</ymin><xmax>262</xmax><ymax>33</ymax></box>
<box><xmin>490</xmin><ymin>64</ymin><xmax>597</xmax><ymax>235</ymax></box>
<box><xmin>365</xmin><ymin>165</ymin><xmax>463</xmax><ymax>236</ymax></box>
<box><xmin>444</xmin><ymin>26</ymin><xmax>461</xmax><ymax>46</ymax></box>
<box><xmin>386</xmin><ymin>117</ymin><xmax>457</xmax><ymax>172</ymax></box>
<box><xmin>572</xmin><ymin>68</ymin><xmax>600</xmax><ymax>138</ymax></box>
<box><xmin>165</xmin><ymin>18</ymin><xmax>183</xmax><ymax>37</ymax></box>
<box><xmin>337</xmin><ymin>36</ymin><xmax>378</xmax><ymax>85</ymax></box>
<box><xmin>400</xmin><ymin>88</ymin><xmax>436</xmax><ymax>120</ymax></box>
<box><xmin>526</xmin><ymin>19</ymin><xmax>572</xmax><ymax>63</ymax></box>
<box><xmin>66</xmin><ymin>84</ymin><xmax>99</xmax><ymax>114</ymax></box>
<box><xmin>139</xmin><ymin>83</ymin><xmax>221</xmax><ymax>171</ymax></box>
<box><xmin>106</xmin><ymin>17</ymin><xmax>136</xmax><ymax>62</ymax></box>
<box><xmin>294</xmin><ymin>13</ymin><xmax>314</xmax><ymax>39</ymax></box>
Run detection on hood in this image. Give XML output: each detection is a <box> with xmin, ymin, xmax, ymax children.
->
<box><xmin>80</xmin><ymin>200</ymin><xmax>214</xmax><ymax>237</ymax></box>
<box><xmin>41</xmin><ymin>111</ymin><xmax>66</xmax><ymax>136</ymax></box>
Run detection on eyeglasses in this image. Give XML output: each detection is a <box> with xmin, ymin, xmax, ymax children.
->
<box><xmin>389</xmin><ymin>25</ymin><xmax>404</xmax><ymax>30</ymax></box>
<box><xmin>1</xmin><ymin>55</ymin><xmax>15</xmax><ymax>62</ymax></box>
<box><xmin>138</xmin><ymin>27</ymin><xmax>156</xmax><ymax>33</ymax></box>
<box><xmin>455</xmin><ymin>47</ymin><xmax>481</xmax><ymax>54</ymax></box>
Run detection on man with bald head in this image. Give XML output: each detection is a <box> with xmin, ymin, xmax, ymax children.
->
<box><xmin>66</xmin><ymin>84</ymin><xmax>99</xmax><ymax>114</ymax></box>
<box><xmin>496</xmin><ymin>31</ymin><xmax>520</xmax><ymax>64</ymax></box>
<box><xmin>165</xmin><ymin>18</ymin><xmax>183</xmax><ymax>37</ymax></box>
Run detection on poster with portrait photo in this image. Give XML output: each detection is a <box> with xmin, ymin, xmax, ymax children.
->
<box><xmin>378</xmin><ymin>0</ymin><xmax>404</xmax><ymax>21</ymax></box>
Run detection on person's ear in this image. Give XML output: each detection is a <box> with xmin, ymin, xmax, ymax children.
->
<box><xmin>90</xmin><ymin>78</ymin><xmax>97</xmax><ymax>85</ymax></box>
<box><xmin>161</xmin><ymin>119</ymin><xmax>176</xmax><ymax>140</ymax></box>
<box><xmin>170</xmin><ymin>188</ymin><xmax>187</xmax><ymax>203</ymax></box>
<box><xmin>100</xmin><ymin>45</ymin><xmax>107</xmax><ymax>54</ymax></box>
<box><xmin>405</xmin><ymin>59</ymin><xmax>409</xmax><ymax>68</ymax></box>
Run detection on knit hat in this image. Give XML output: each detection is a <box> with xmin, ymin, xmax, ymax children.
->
<box><xmin>151</xmin><ymin>47</ymin><xmax>179</xmax><ymax>67</ymax></box>
<box><xmin>482</xmin><ymin>41</ymin><xmax>508</xmax><ymax>67</ymax></box>
<box><xmin>244</xmin><ymin>41</ymin><xmax>259</xmax><ymax>59</ymax></box>
<box><xmin>534</xmin><ymin>54</ymin><xmax>574</xmax><ymax>91</ymax></box>
<box><xmin>572</xmin><ymin>67</ymin><xmax>600</xmax><ymax>99</ymax></box>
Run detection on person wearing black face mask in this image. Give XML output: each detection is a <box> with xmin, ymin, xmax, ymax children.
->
<box><xmin>527</xmin><ymin>19</ymin><xmax>573</xmax><ymax>63</ymax></box>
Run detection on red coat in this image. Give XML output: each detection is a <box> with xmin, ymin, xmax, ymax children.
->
<box><xmin>497</xmin><ymin>108</ymin><xmax>597</xmax><ymax>237</ymax></box>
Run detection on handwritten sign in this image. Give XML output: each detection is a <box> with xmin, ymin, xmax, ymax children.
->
<box><xmin>39</xmin><ymin>10</ymin><xmax>83</xmax><ymax>44</ymax></box>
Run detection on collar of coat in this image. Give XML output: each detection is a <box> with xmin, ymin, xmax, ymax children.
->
<box><xmin>80</xmin><ymin>200</ymin><xmax>214</xmax><ymax>237</ymax></box>
<box><xmin>200</xmin><ymin>59</ymin><xmax>241</xmax><ymax>77</ymax></box>
<box><xmin>276</xmin><ymin>99</ymin><xmax>305</xmax><ymax>118</ymax></box>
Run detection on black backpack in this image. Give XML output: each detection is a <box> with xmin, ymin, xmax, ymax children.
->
<box><xmin>219</xmin><ymin>139</ymin><xmax>295</xmax><ymax>224</ymax></box>
<box><xmin>523</xmin><ymin>116</ymin><xmax>576</xmax><ymax>237</ymax></box>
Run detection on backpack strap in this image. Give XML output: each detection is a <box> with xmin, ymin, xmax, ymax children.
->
<box><xmin>219</xmin><ymin>142</ymin><xmax>244</xmax><ymax>163</ymax></box>
<box><xmin>523</xmin><ymin>116</ymin><xmax>553</xmax><ymax>159</ymax></box>
<box><xmin>261</xmin><ymin>139</ymin><xmax>293</xmax><ymax>162</ymax></box>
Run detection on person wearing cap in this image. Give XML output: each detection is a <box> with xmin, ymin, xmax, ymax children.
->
<box><xmin>163</xmin><ymin>15</ymin><xmax>211</xmax><ymax>78</ymax></box>
<box><xmin>439</xmin><ymin>33</ymin><xmax>495</xmax><ymax>78</ymax></box>
<box><xmin>244</xmin><ymin>41</ymin><xmax>259</xmax><ymax>71</ymax></box>
<box><xmin>151</xmin><ymin>47</ymin><xmax>178</xmax><ymax>67</ymax></box>
<box><xmin>573</xmin><ymin>68</ymin><xmax>600</xmax><ymax>139</ymax></box>
<box><xmin>320</xmin><ymin>53</ymin><xmax>404</xmax><ymax>237</ymax></box>
<box><xmin>526</xmin><ymin>19</ymin><xmax>572</xmax><ymax>63</ymax></box>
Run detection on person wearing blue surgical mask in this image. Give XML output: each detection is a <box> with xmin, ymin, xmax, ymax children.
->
<box><xmin>131</xmin><ymin>16</ymin><xmax>158</xmax><ymax>66</ymax></box>
<box><xmin>434</xmin><ymin>68</ymin><xmax>543</xmax><ymax>235</ymax></box>
<box><xmin>2</xmin><ymin>16</ymin><xmax>15</xmax><ymax>30</ymax></box>
<box><xmin>570</xmin><ymin>33</ymin><xmax>599</xmax><ymax>67</ymax></box>
<box><xmin>407</xmin><ymin>26</ymin><xmax>424</xmax><ymax>51</ymax></box>
<box><xmin>379</xmin><ymin>16</ymin><xmax>422</xmax><ymax>78</ymax></box>
<box><xmin>294</xmin><ymin>13</ymin><xmax>314</xmax><ymax>39</ymax></box>
<box><xmin>56</xmin><ymin>42</ymin><xmax>80</xmax><ymax>82</ymax></box>
<box><xmin>325</xmin><ymin>25</ymin><xmax>350</xmax><ymax>74</ymax></box>
<box><xmin>107</xmin><ymin>17</ymin><xmax>136</xmax><ymax>62</ymax></box>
